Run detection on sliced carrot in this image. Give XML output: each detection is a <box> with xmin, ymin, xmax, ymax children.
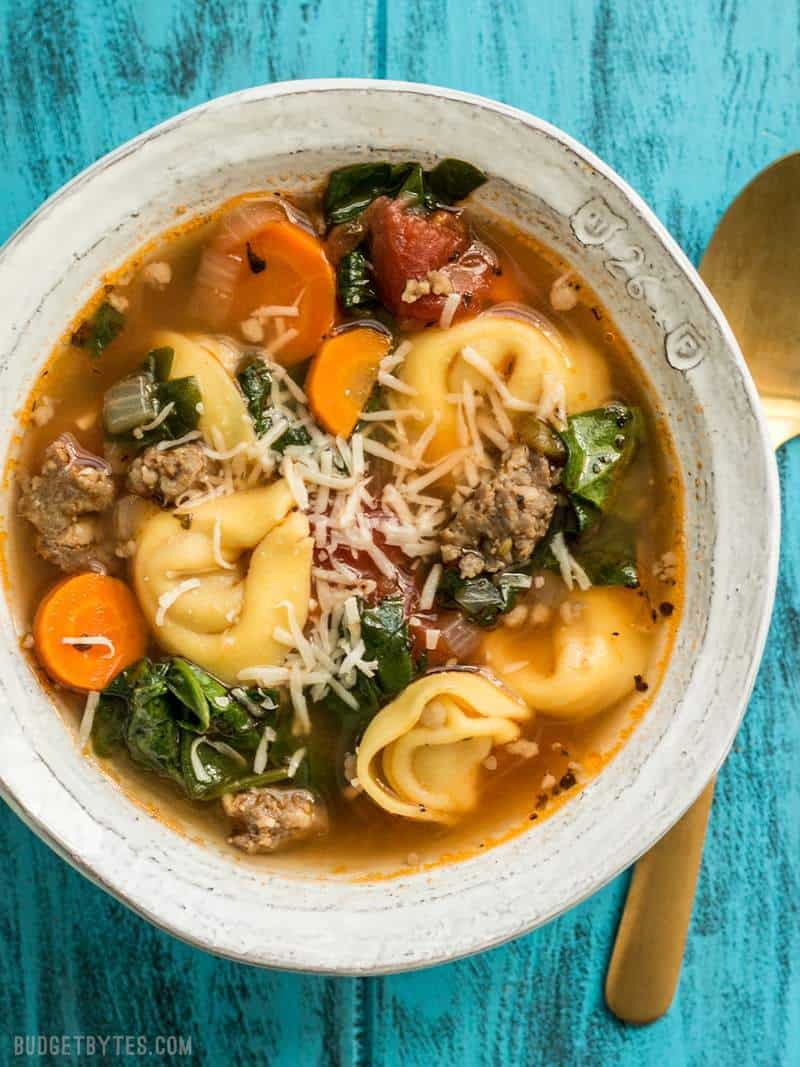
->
<box><xmin>227</xmin><ymin>220</ymin><xmax>336</xmax><ymax>367</ymax></box>
<box><xmin>33</xmin><ymin>573</ymin><xmax>149</xmax><ymax>692</ymax></box>
<box><xmin>306</xmin><ymin>326</ymin><xmax>392</xmax><ymax>438</ymax></box>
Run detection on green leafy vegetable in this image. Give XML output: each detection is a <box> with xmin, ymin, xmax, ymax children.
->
<box><xmin>180</xmin><ymin>733</ymin><xmax>287</xmax><ymax>800</ymax></box>
<box><xmin>336</xmin><ymin>249</ymin><xmax>377</xmax><ymax>310</ymax></box>
<box><xmin>237</xmin><ymin>360</ymin><xmax>272</xmax><ymax>436</ymax></box>
<box><xmin>90</xmin><ymin>696</ymin><xmax>128</xmax><ymax>757</ymax></box>
<box><xmin>323</xmin><ymin>158</ymin><xmax>488</xmax><ymax>226</ymax></box>
<box><xmin>360</xmin><ymin>597</ymin><xmax>415</xmax><ymax>696</ymax></box>
<box><xmin>396</xmin><ymin>163</ymin><xmax>426</xmax><ymax>207</ymax></box>
<box><xmin>91</xmin><ymin>657</ymin><xmax>293</xmax><ymax>800</ymax></box>
<box><xmin>437</xmin><ymin>567</ymin><xmax>529</xmax><ymax>627</ymax></box>
<box><xmin>271</xmin><ymin>425</ymin><xmax>312</xmax><ymax>453</ymax></box>
<box><xmin>426</xmin><ymin>158</ymin><xmax>488</xmax><ymax>205</ymax></box>
<box><xmin>561</xmin><ymin>405</ymin><xmax>642</xmax><ymax>512</ymax></box>
<box><xmin>104</xmin><ymin>347</ymin><xmax>200</xmax><ymax>450</ymax></box>
<box><xmin>237</xmin><ymin>361</ymin><xmax>311</xmax><ymax>451</ymax></box>
<box><xmin>143</xmin><ymin>346</ymin><xmax>174</xmax><ymax>382</ymax></box>
<box><xmin>125</xmin><ymin>694</ymin><xmax>183</xmax><ymax>784</ymax></box>
<box><xmin>166</xmin><ymin>658</ymin><xmax>213</xmax><ymax>732</ymax></box>
<box><xmin>324</xmin><ymin>596</ymin><xmax>415</xmax><ymax>732</ymax></box>
<box><xmin>534</xmin><ymin>497</ymin><xmax>640</xmax><ymax>589</ymax></box>
<box><xmin>324</xmin><ymin>162</ymin><xmax>413</xmax><ymax>225</ymax></box>
<box><xmin>71</xmin><ymin>301</ymin><xmax>125</xmax><ymax>358</ymax></box>
<box><xmin>141</xmin><ymin>376</ymin><xmax>202</xmax><ymax>445</ymax></box>
<box><xmin>573</xmin><ymin>516</ymin><xmax>639</xmax><ymax>588</ymax></box>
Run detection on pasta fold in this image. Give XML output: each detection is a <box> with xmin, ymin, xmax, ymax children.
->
<box><xmin>483</xmin><ymin>587</ymin><xmax>651</xmax><ymax>720</ymax></box>
<box><xmin>356</xmin><ymin>671</ymin><xmax>532</xmax><ymax>823</ymax></box>
<box><xmin>133</xmin><ymin>481</ymin><xmax>312</xmax><ymax>684</ymax></box>
<box><xmin>398</xmin><ymin>315</ymin><xmax>611</xmax><ymax>463</ymax></box>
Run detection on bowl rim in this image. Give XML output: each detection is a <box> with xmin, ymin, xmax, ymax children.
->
<box><xmin>0</xmin><ymin>77</ymin><xmax>781</xmax><ymax>973</ymax></box>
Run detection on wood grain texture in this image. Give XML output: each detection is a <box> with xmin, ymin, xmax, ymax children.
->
<box><xmin>0</xmin><ymin>1</ymin><xmax>798</xmax><ymax>1064</ymax></box>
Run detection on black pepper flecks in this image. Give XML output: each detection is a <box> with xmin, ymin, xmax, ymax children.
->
<box><xmin>634</xmin><ymin>674</ymin><xmax>649</xmax><ymax>692</ymax></box>
<box><xmin>246</xmin><ymin>242</ymin><xmax>266</xmax><ymax>273</ymax></box>
<box><xmin>560</xmin><ymin>770</ymin><xmax>577</xmax><ymax>790</ymax></box>
<box><xmin>659</xmin><ymin>601</ymin><xmax>675</xmax><ymax>617</ymax></box>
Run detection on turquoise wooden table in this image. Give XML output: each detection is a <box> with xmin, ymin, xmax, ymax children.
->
<box><xmin>1</xmin><ymin>2</ymin><xmax>798</xmax><ymax>1064</ymax></box>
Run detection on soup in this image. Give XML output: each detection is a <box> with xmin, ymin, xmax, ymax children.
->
<box><xmin>5</xmin><ymin>159</ymin><xmax>682</xmax><ymax>875</ymax></box>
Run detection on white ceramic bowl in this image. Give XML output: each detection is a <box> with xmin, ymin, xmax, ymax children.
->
<box><xmin>0</xmin><ymin>80</ymin><xmax>779</xmax><ymax>973</ymax></box>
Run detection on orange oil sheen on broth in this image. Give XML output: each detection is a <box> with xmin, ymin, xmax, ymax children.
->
<box><xmin>3</xmin><ymin>187</ymin><xmax>683</xmax><ymax>878</ymax></box>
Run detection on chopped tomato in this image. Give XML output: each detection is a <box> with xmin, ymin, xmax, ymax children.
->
<box><xmin>367</xmin><ymin>198</ymin><xmax>495</xmax><ymax>324</ymax></box>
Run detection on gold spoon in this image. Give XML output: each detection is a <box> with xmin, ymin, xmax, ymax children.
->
<box><xmin>605</xmin><ymin>151</ymin><xmax>800</xmax><ymax>1024</ymax></box>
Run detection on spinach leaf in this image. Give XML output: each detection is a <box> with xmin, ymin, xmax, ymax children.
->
<box><xmin>426</xmin><ymin>158</ymin><xmax>488</xmax><ymax>205</ymax></box>
<box><xmin>336</xmin><ymin>249</ymin><xmax>376</xmax><ymax>310</ymax></box>
<box><xmin>361</xmin><ymin>597</ymin><xmax>415</xmax><ymax>696</ymax></box>
<box><xmin>534</xmin><ymin>499</ymin><xmax>640</xmax><ymax>589</ymax></box>
<box><xmin>324</xmin><ymin>596</ymin><xmax>415</xmax><ymax>728</ymax></box>
<box><xmin>105</xmin><ymin>658</ymin><xmax>170</xmax><ymax>702</ymax></box>
<box><xmin>237</xmin><ymin>360</ymin><xmax>272</xmax><ymax>436</ymax></box>
<box><xmin>272</xmin><ymin>424</ymin><xmax>312</xmax><ymax>453</ymax></box>
<box><xmin>574</xmin><ymin>516</ymin><xmax>639</xmax><ymax>588</ymax></box>
<box><xmin>71</xmin><ymin>301</ymin><xmax>125</xmax><ymax>358</ymax></box>
<box><xmin>180</xmin><ymin>733</ymin><xmax>287</xmax><ymax>800</ymax></box>
<box><xmin>562</xmin><ymin>405</ymin><xmax>642</xmax><ymax>512</ymax></box>
<box><xmin>125</xmin><ymin>694</ymin><xmax>183</xmax><ymax>784</ymax></box>
<box><xmin>323</xmin><ymin>158</ymin><xmax>487</xmax><ymax>226</ymax></box>
<box><xmin>236</xmin><ymin>360</ymin><xmax>311</xmax><ymax>451</ymax></box>
<box><xmin>324</xmin><ymin>162</ymin><xmax>415</xmax><ymax>225</ymax></box>
<box><xmin>396</xmin><ymin>163</ymin><xmax>426</xmax><ymax>208</ymax></box>
<box><xmin>90</xmin><ymin>696</ymin><xmax>128</xmax><ymax>757</ymax></box>
<box><xmin>437</xmin><ymin>567</ymin><xmax>529</xmax><ymax>627</ymax></box>
<box><xmin>166</xmin><ymin>658</ymin><xmax>213</xmax><ymax>732</ymax></box>
<box><xmin>126</xmin><ymin>375</ymin><xmax>201</xmax><ymax>451</ymax></box>
<box><xmin>142</xmin><ymin>346</ymin><xmax>174</xmax><ymax>382</ymax></box>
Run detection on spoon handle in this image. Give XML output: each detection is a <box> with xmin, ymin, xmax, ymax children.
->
<box><xmin>604</xmin><ymin>780</ymin><xmax>716</xmax><ymax>1024</ymax></box>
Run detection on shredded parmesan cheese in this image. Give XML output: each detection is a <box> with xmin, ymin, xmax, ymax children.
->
<box><xmin>253</xmin><ymin>725</ymin><xmax>278</xmax><ymax>774</ymax></box>
<box><xmin>459</xmin><ymin>346</ymin><xmax>536</xmax><ymax>412</ymax></box>
<box><xmin>439</xmin><ymin>291</ymin><xmax>462</xmax><ymax>329</ymax></box>
<box><xmin>550</xmin><ymin>532</ymin><xmax>592</xmax><ymax>592</ymax></box>
<box><xmin>61</xmin><ymin>635</ymin><xmax>115</xmax><ymax>658</ymax></box>
<box><xmin>78</xmin><ymin>691</ymin><xmax>100</xmax><ymax>748</ymax></box>
<box><xmin>156</xmin><ymin>578</ymin><xmax>201</xmax><ymax>626</ymax></box>
<box><xmin>212</xmin><ymin>517</ymin><xmax>236</xmax><ymax>570</ymax></box>
<box><xmin>287</xmin><ymin>747</ymin><xmax>306</xmax><ymax>777</ymax></box>
<box><xmin>155</xmin><ymin>430</ymin><xmax>203</xmax><ymax>452</ymax></box>
<box><xmin>133</xmin><ymin>401</ymin><xmax>175</xmax><ymax>439</ymax></box>
<box><xmin>419</xmin><ymin>563</ymin><xmax>442</xmax><ymax>611</ymax></box>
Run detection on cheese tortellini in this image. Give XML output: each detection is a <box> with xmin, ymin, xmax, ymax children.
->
<box><xmin>356</xmin><ymin>671</ymin><xmax>532</xmax><ymax>823</ymax></box>
<box><xmin>483</xmin><ymin>587</ymin><xmax>651</xmax><ymax>721</ymax></box>
<box><xmin>151</xmin><ymin>330</ymin><xmax>255</xmax><ymax>450</ymax></box>
<box><xmin>398</xmin><ymin>316</ymin><xmax>612</xmax><ymax>463</ymax></box>
<box><xmin>133</xmin><ymin>481</ymin><xmax>312</xmax><ymax>684</ymax></box>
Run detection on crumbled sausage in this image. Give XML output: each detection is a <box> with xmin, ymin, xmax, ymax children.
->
<box><xmin>126</xmin><ymin>442</ymin><xmax>211</xmax><ymax>505</ymax></box>
<box><xmin>222</xmin><ymin>787</ymin><xmax>328</xmax><ymax>854</ymax></box>
<box><xmin>18</xmin><ymin>433</ymin><xmax>117</xmax><ymax>572</ymax></box>
<box><xmin>440</xmin><ymin>445</ymin><xmax>557</xmax><ymax>578</ymax></box>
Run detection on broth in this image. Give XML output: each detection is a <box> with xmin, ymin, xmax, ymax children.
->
<box><xmin>5</xmin><ymin>166</ymin><xmax>682</xmax><ymax>877</ymax></box>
